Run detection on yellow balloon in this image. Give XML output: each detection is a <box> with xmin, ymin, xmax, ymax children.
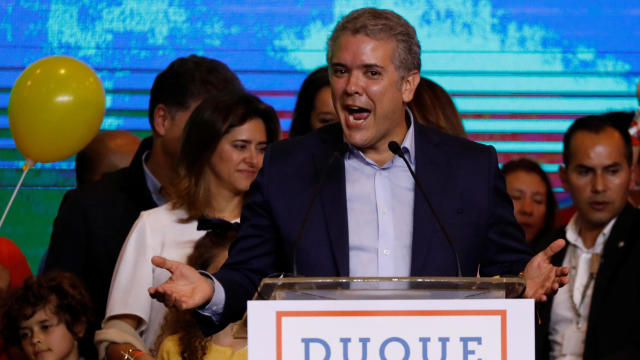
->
<box><xmin>8</xmin><ymin>56</ymin><xmax>105</xmax><ymax>163</ymax></box>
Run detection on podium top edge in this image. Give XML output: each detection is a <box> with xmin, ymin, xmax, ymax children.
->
<box><xmin>260</xmin><ymin>276</ymin><xmax>524</xmax><ymax>285</ymax></box>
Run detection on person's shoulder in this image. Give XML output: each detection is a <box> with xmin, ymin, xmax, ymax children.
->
<box><xmin>277</xmin><ymin>123</ymin><xmax>342</xmax><ymax>149</ymax></box>
<box><xmin>68</xmin><ymin>156</ymin><xmax>150</xmax><ymax>210</ymax></box>
<box><xmin>622</xmin><ymin>203</ymin><xmax>640</xmax><ymax>219</ymax></box>
<box><xmin>416</xmin><ymin>123</ymin><xmax>490</xmax><ymax>151</ymax></box>
<box><xmin>613</xmin><ymin>204</ymin><xmax>640</xmax><ymax>239</ymax></box>
<box><xmin>136</xmin><ymin>202</ymin><xmax>184</xmax><ymax>223</ymax></box>
<box><xmin>73</xmin><ymin>165</ymin><xmax>133</xmax><ymax>196</ymax></box>
<box><xmin>267</xmin><ymin>123</ymin><xmax>342</xmax><ymax>163</ymax></box>
<box><xmin>75</xmin><ymin>136</ymin><xmax>150</xmax><ymax>195</ymax></box>
<box><xmin>415</xmin><ymin>122</ymin><xmax>494</xmax><ymax>158</ymax></box>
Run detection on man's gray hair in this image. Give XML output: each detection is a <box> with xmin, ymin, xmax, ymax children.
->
<box><xmin>327</xmin><ymin>8</ymin><xmax>421</xmax><ymax>76</ymax></box>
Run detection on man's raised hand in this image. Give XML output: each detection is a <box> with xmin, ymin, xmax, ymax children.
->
<box><xmin>523</xmin><ymin>239</ymin><xmax>570</xmax><ymax>302</ymax></box>
<box><xmin>148</xmin><ymin>256</ymin><xmax>214</xmax><ymax>310</ymax></box>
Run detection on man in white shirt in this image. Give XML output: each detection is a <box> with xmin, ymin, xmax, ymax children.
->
<box><xmin>536</xmin><ymin>113</ymin><xmax>640</xmax><ymax>359</ymax></box>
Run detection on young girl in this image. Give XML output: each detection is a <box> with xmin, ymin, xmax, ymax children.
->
<box><xmin>0</xmin><ymin>272</ymin><xmax>92</xmax><ymax>360</ymax></box>
<box><xmin>155</xmin><ymin>219</ymin><xmax>247</xmax><ymax>360</ymax></box>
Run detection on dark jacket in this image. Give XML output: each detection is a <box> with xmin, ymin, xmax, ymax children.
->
<box><xmin>44</xmin><ymin>137</ymin><xmax>157</xmax><ymax>358</ymax></box>
<box><xmin>535</xmin><ymin>204</ymin><xmax>640</xmax><ymax>360</ymax></box>
<box><xmin>200</xmin><ymin>121</ymin><xmax>532</xmax><ymax>334</ymax></box>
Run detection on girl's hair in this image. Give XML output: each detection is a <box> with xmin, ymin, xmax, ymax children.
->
<box><xmin>166</xmin><ymin>91</ymin><xmax>281</xmax><ymax>220</ymax></box>
<box><xmin>0</xmin><ymin>271</ymin><xmax>92</xmax><ymax>346</ymax></box>
<box><xmin>408</xmin><ymin>77</ymin><xmax>466</xmax><ymax>137</ymax></box>
<box><xmin>153</xmin><ymin>228</ymin><xmax>237</xmax><ymax>358</ymax></box>
<box><xmin>289</xmin><ymin>66</ymin><xmax>331</xmax><ymax>137</ymax></box>
<box><xmin>501</xmin><ymin>158</ymin><xmax>558</xmax><ymax>243</ymax></box>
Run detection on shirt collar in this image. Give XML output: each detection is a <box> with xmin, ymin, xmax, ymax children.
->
<box><xmin>345</xmin><ymin>107</ymin><xmax>416</xmax><ymax>167</ymax></box>
<box><xmin>565</xmin><ymin>213</ymin><xmax>617</xmax><ymax>253</ymax></box>
<box><xmin>401</xmin><ymin>107</ymin><xmax>416</xmax><ymax>166</ymax></box>
<box><xmin>142</xmin><ymin>151</ymin><xmax>167</xmax><ymax>206</ymax></box>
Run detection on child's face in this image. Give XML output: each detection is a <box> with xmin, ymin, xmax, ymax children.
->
<box><xmin>18</xmin><ymin>307</ymin><xmax>79</xmax><ymax>360</ymax></box>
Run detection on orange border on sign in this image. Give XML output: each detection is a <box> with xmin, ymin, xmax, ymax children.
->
<box><xmin>275</xmin><ymin>309</ymin><xmax>507</xmax><ymax>360</ymax></box>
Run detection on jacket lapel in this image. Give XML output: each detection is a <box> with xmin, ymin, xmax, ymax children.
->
<box><xmin>315</xmin><ymin>126</ymin><xmax>349</xmax><ymax>276</ymax></box>
<box><xmin>589</xmin><ymin>204</ymin><xmax>636</xmax><ymax>314</ymax></box>
<box><xmin>410</xmin><ymin>124</ymin><xmax>448</xmax><ymax>275</ymax></box>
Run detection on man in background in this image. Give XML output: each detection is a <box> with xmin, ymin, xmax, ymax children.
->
<box><xmin>43</xmin><ymin>55</ymin><xmax>244</xmax><ymax>358</ymax></box>
<box><xmin>37</xmin><ymin>130</ymin><xmax>141</xmax><ymax>274</ymax></box>
<box><xmin>536</xmin><ymin>113</ymin><xmax>640</xmax><ymax>359</ymax></box>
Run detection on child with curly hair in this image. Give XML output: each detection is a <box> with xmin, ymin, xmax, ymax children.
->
<box><xmin>0</xmin><ymin>272</ymin><xmax>92</xmax><ymax>360</ymax></box>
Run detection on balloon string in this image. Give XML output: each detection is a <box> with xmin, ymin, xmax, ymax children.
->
<box><xmin>0</xmin><ymin>159</ymin><xmax>35</xmax><ymax>231</ymax></box>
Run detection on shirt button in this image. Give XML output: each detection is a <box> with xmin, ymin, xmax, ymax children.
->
<box><xmin>383</xmin><ymin>249</ymin><xmax>391</xmax><ymax>255</ymax></box>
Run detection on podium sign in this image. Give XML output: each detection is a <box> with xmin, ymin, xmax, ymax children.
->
<box><xmin>248</xmin><ymin>299</ymin><xmax>534</xmax><ymax>360</ymax></box>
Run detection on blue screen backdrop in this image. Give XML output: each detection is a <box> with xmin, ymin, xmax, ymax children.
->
<box><xmin>0</xmin><ymin>0</ymin><xmax>638</xmax><ymax>270</ymax></box>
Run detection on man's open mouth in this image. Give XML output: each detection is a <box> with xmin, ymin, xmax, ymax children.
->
<box><xmin>345</xmin><ymin>105</ymin><xmax>371</xmax><ymax>123</ymax></box>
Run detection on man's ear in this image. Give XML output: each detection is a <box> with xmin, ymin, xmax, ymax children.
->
<box><xmin>401</xmin><ymin>70</ymin><xmax>421</xmax><ymax>103</ymax></box>
<box><xmin>559</xmin><ymin>165</ymin><xmax>568</xmax><ymax>190</ymax></box>
<box><xmin>152</xmin><ymin>104</ymin><xmax>172</xmax><ymax>137</ymax></box>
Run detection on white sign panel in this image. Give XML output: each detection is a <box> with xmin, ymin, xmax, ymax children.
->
<box><xmin>248</xmin><ymin>299</ymin><xmax>533</xmax><ymax>360</ymax></box>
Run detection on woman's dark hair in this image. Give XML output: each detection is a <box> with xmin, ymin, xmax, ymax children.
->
<box><xmin>166</xmin><ymin>91</ymin><xmax>281</xmax><ymax>220</ymax></box>
<box><xmin>408</xmin><ymin>77</ymin><xmax>466</xmax><ymax>137</ymax></box>
<box><xmin>289</xmin><ymin>66</ymin><xmax>331</xmax><ymax>137</ymax></box>
<box><xmin>154</xmin><ymin>229</ymin><xmax>237</xmax><ymax>358</ymax></box>
<box><xmin>501</xmin><ymin>158</ymin><xmax>558</xmax><ymax>242</ymax></box>
<box><xmin>0</xmin><ymin>271</ymin><xmax>92</xmax><ymax>346</ymax></box>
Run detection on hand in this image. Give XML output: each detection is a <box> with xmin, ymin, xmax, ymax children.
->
<box><xmin>523</xmin><ymin>239</ymin><xmax>570</xmax><ymax>302</ymax></box>
<box><xmin>106</xmin><ymin>343</ymin><xmax>154</xmax><ymax>360</ymax></box>
<box><xmin>148</xmin><ymin>256</ymin><xmax>214</xmax><ymax>310</ymax></box>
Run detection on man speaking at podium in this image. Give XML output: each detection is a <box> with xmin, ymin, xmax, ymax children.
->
<box><xmin>149</xmin><ymin>8</ymin><xmax>569</xmax><ymax>333</ymax></box>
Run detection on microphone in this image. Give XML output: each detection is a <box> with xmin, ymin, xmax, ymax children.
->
<box><xmin>292</xmin><ymin>142</ymin><xmax>349</xmax><ymax>276</ymax></box>
<box><xmin>388</xmin><ymin>141</ymin><xmax>462</xmax><ymax>277</ymax></box>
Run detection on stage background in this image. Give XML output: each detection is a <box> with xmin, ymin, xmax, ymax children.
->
<box><xmin>1</xmin><ymin>0</ymin><xmax>638</xmax><ymax>271</ymax></box>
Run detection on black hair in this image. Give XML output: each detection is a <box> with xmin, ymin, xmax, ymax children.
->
<box><xmin>563</xmin><ymin>112</ymin><xmax>633</xmax><ymax>166</ymax></box>
<box><xmin>148</xmin><ymin>55</ymin><xmax>244</xmax><ymax>131</ymax></box>
<box><xmin>502</xmin><ymin>158</ymin><xmax>558</xmax><ymax>243</ymax></box>
<box><xmin>289</xmin><ymin>66</ymin><xmax>331</xmax><ymax>137</ymax></box>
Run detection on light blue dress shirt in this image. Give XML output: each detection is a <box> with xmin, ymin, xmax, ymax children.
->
<box><xmin>142</xmin><ymin>151</ymin><xmax>167</xmax><ymax>206</ymax></box>
<box><xmin>345</xmin><ymin>115</ymin><xmax>415</xmax><ymax>276</ymax></box>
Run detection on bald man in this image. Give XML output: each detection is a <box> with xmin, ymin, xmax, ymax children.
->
<box><xmin>75</xmin><ymin>130</ymin><xmax>141</xmax><ymax>186</ymax></box>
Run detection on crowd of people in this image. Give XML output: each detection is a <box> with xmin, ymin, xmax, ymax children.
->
<box><xmin>1</xmin><ymin>7</ymin><xmax>639</xmax><ymax>360</ymax></box>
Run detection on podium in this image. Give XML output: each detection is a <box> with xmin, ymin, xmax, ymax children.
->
<box><xmin>246</xmin><ymin>277</ymin><xmax>534</xmax><ymax>359</ymax></box>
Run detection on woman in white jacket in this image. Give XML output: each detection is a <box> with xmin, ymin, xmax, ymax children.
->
<box><xmin>96</xmin><ymin>92</ymin><xmax>280</xmax><ymax>359</ymax></box>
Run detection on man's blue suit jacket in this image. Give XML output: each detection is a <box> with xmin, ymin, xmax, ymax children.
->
<box><xmin>208</xmin><ymin>121</ymin><xmax>532</xmax><ymax>330</ymax></box>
